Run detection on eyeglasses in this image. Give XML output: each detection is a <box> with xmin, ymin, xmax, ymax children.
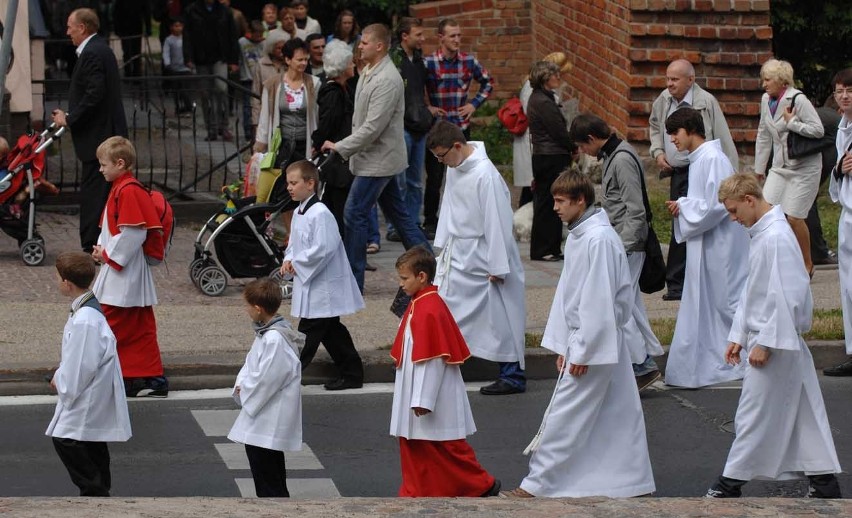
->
<box><xmin>835</xmin><ymin>88</ymin><xmax>852</xmax><ymax>97</ymax></box>
<box><xmin>432</xmin><ymin>147</ymin><xmax>453</xmax><ymax>160</ymax></box>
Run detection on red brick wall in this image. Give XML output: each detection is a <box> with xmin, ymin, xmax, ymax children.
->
<box><xmin>409</xmin><ymin>0</ymin><xmax>533</xmax><ymax>101</ymax></box>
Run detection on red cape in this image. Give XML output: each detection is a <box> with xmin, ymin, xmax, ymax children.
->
<box><xmin>102</xmin><ymin>172</ymin><xmax>163</xmax><ymax>236</ymax></box>
<box><xmin>390</xmin><ymin>285</ymin><xmax>471</xmax><ymax>368</ymax></box>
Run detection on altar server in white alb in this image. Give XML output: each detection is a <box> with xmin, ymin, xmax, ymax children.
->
<box><xmin>47</xmin><ymin>251</ymin><xmax>131</xmax><ymax>497</ymax></box>
<box><xmin>228</xmin><ymin>278</ymin><xmax>304</xmax><ymax>498</ymax></box>
<box><xmin>824</xmin><ymin>68</ymin><xmax>852</xmax><ymax>376</ymax></box>
<box><xmin>426</xmin><ymin>120</ymin><xmax>527</xmax><ymax>396</ymax></box>
<box><xmin>280</xmin><ymin>160</ymin><xmax>365</xmax><ymax>391</ymax></box>
<box><xmin>706</xmin><ymin>174</ymin><xmax>841</xmax><ymax>499</ymax></box>
<box><xmin>504</xmin><ymin>171</ymin><xmax>655</xmax><ymax>498</ymax></box>
<box><xmin>664</xmin><ymin>107</ymin><xmax>749</xmax><ymax>388</ymax></box>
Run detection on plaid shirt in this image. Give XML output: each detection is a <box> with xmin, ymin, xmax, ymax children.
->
<box><xmin>425</xmin><ymin>49</ymin><xmax>492</xmax><ymax>130</ymax></box>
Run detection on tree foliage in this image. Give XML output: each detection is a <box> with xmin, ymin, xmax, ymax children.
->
<box><xmin>771</xmin><ymin>0</ymin><xmax>852</xmax><ymax>103</ymax></box>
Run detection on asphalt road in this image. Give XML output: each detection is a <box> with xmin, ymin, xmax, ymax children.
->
<box><xmin>2</xmin><ymin>377</ymin><xmax>851</xmax><ymax>498</ymax></box>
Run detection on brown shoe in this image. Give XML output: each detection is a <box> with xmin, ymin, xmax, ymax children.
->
<box><xmin>499</xmin><ymin>487</ymin><xmax>534</xmax><ymax>498</ymax></box>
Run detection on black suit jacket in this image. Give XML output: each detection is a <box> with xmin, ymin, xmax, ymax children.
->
<box><xmin>67</xmin><ymin>35</ymin><xmax>128</xmax><ymax>162</ymax></box>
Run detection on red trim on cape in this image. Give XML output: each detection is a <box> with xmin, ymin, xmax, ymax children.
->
<box><xmin>101</xmin><ymin>172</ymin><xmax>163</xmax><ymax>236</ymax></box>
<box><xmin>389</xmin><ymin>285</ymin><xmax>471</xmax><ymax>369</ymax></box>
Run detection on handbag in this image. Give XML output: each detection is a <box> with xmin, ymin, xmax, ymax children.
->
<box><xmin>608</xmin><ymin>150</ymin><xmax>666</xmax><ymax>294</ymax></box>
<box><xmin>787</xmin><ymin>93</ymin><xmax>833</xmax><ymax>159</ymax></box>
<box><xmin>258</xmin><ymin>127</ymin><xmax>282</xmax><ymax>170</ymax></box>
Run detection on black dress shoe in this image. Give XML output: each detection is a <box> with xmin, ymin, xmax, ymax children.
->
<box><xmin>824</xmin><ymin>358</ymin><xmax>852</xmax><ymax>377</ymax></box>
<box><xmin>323</xmin><ymin>378</ymin><xmax>363</xmax><ymax>391</ymax></box>
<box><xmin>662</xmin><ymin>292</ymin><xmax>681</xmax><ymax>301</ymax></box>
<box><xmin>481</xmin><ymin>479</ymin><xmax>501</xmax><ymax>497</ymax></box>
<box><xmin>479</xmin><ymin>379</ymin><xmax>525</xmax><ymax>395</ymax></box>
<box><xmin>813</xmin><ymin>250</ymin><xmax>838</xmax><ymax>265</ymax></box>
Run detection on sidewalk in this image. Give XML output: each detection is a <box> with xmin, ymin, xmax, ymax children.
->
<box><xmin>0</xmin><ymin>209</ymin><xmax>844</xmax><ymax>395</ymax></box>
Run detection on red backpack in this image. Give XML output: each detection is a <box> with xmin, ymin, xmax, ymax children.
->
<box><xmin>498</xmin><ymin>97</ymin><xmax>529</xmax><ymax>136</ymax></box>
<box><xmin>114</xmin><ymin>180</ymin><xmax>175</xmax><ymax>265</ymax></box>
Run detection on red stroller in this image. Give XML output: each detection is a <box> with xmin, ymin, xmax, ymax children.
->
<box><xmin>0</xmin><ymin>124</ymin><xmax>65</xmax><ymax>265</ymax></box>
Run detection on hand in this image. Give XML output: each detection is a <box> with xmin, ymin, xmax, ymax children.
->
<box><xmin>51</xmin><ymin>109</ymin><xmax>67</xmax><ymax>127</ymax></box>
<box><xmin>280</xmin><ymin>261</ymin><xmax>295</xmax><ymax>275</ymax></box>
<box><xmin>488</xmin><ymin>275</ymin><xmax>504</xmax><ymax>284</ymax></box>
<box><xmin>748</xmin><ymin>345</ymin><xmax>771</xmax><ymax>368</ymax></box>
<box><xmin>782</xmin><ymin>105</ymin><xmax>795</xmax><ymax>123</ymax></box>
<box><xmin>235</xmin><ymin>386</ymin><xmax>241</xmax><ymax>395</ymax></box>
<box><xmin>556</xmin><ymin>355</ymin><xmax>566</xmax><ymax>372</ymax></box>
<box><xmin>412</xmin><ymin>407</ymin><xmax>431</xmax><ymax>416</ymax></box>
<box><xmin>724</xmin><ymin>342</ymin><xmax>743</xmax><ymax>366</ymax></box>
<box><xmin>428</xmin><ymin>106</ymin><xmax>446</xmax><ymax>117</ymax></box>
<box><xmin>656</xmin><ymin>153</ymin><xmax>672</xmax><ymax>172</ymax></box>
<box><xmin>49</xmin><ymin>377</ymin><xmax>57</xmax><ymax>391</ymax></box>
<box><xmin>91</xmin><ymin>245</ymin><xmax>104</xmax><ymax>264</ymax></box>
<box><xmin>756</xmin><ymin>173</ymin><xmax>766</xmax><ymax>183</ymax></box>
<box><xmin>458</xmin><ymin>103</ymin><xmax>476</xmax><ymax>120</ymax></box>
<box><xmin>842</xmin><ymin>152</ymin><xmax>852</xmax><ymax>175</ymax></box>
<box><xmin>228</xmin><ymin>63</ymin><xmax>239</xmax><ymax>74</ymax></box>
<box><xmin>568</xmin><ymin>363</ymin><xmax>588</xmax><ymax>377</ymax></box>
<box><xmin>321</xmin><ymin>140</ymin><xmax>336</xmax><ymax>153</ymax></box>
<box><xmin>253</xmin><ymin>141</ymin><xmax>267</xmax><ymax>154</ymax></box>
<box><xmin>665</xmin><ymin>200</ymin><xmax>680</xmax><ymax>217</ymax></box>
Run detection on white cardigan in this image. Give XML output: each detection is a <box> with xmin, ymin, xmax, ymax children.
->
<box><xmin>256</xmin><ymin>73</ymin><xmax>321</xmax><ymax>160</ymax></box>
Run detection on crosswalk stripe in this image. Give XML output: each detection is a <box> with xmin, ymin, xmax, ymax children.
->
<box><xmin>215</xmin><ymin>442</ymin><xmax>324</xmax><ymax>470</ymax></box>
<box><xmin>235</xmin><ymin>477</ymin><xmax>340</xmax><ymax>499</ymax></box>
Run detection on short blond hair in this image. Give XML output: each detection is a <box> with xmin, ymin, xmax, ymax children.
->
<box><xmin>71</xmin><ymin>8</ymin><xmax>99</xmax><ymax>35</ymax></box>
<box><xmin>718</xmin><ymin>173</ymin><xmax>763</xmax><ymax>203</ymax></box>
<box><xmin>760</xmin><ymin>58</ymin><xmax>794</xmax><ymax>87</ymax></box>
<box><xmin>96</xmin><ymin>136</ymin><xmax>136</xmax><ymax>169</ymax></box>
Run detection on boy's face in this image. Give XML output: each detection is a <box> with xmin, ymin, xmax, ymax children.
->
<box><xmin>576</xmin><ymin>137</ymin><xmax>603</xmax><ymax>158</ymax></box>
<box><xmin>430</xmin><ymin>142</ymin><xmax>464</xmax><ymax>168</ymax></box>
<box><xmin>286</xmin><ymin>170</ymin><xmax>315</xmax><ymax>202</ymax></box>
<box><xmin>171</xmin><ymin>21</ymin><xmax>183</xmax><ymax>36</ymax></box>
<box><xmin>55</xmin><ymin>272</ymin><xmax>72</xmax><ymax>297</ymax></box>
<box><xmin>836</xmin><ymin>83</ymin><xmax>852</xmax><ymax>118</ymax></box>
<box><xmin>249</xmin><ymin>30</ymin><xmax>264</xmax><ymax>43</ymax></box>
<box><xmin>723</xmin><ymin>196</ymin><xmax>759</xmax><ymax>228</ymax></box>
<box><xmin>98</xmin><ymin>157</ymin><xmax>125</xmax><ymax>182</ymax></box>
<box><xmin>244</xmin><ymin>301</ymin><xmax>262</xmax><ymax>322</ymax></box>
<box><xmin>553</xmin><ymin>194</ymin><xmax>584</xmax><ymax>224</ymax></box>
<box><xmin>669</xmin><ymin>128</ymin><xmax>695</xmax><ymax>153</ymax></box>
<box><xmin>397</xmin><ymin>266</ymin><xmax>429</xmax><ymax>297</ymax></box>
<box><xmin>292</xmin><ymin>4</ymin><xmax>308</xmax><ymax>20</ymax></box>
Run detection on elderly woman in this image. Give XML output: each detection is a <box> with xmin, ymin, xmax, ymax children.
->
<box><xmin>527</xmin><ymin>60</ymin><xmax>575</xmax><ymax>261</ymax></box>
<box><xmin>251</xmin><ymin>31</ymin><xmax>287</xmax><ymax>133</ymax></box>
<box><xmin>311</xmin><ymin>40</ymin><xmax>355</xmax><ymax>234</ymax></box>
<box><xmin>755</xmin><ymin>58</ymin><xmax>825</xmax><ymax>276</ymax></box>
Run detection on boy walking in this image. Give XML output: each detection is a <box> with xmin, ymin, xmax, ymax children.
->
<box><xmin>706</xmin><ymin>174</ymin><xmax>841</xmax><ymax>498</ymax></box>
<box><xmin>425</xmin><ymin>120</ymin><xmax>526</xmax><ymax>395</ymax></box>
<box><xmin>505</xmin><ymin>172</ymin><xmax>655</xmax><ymax>498</ymax></box>
<box><xmin>280</xmin><ymin>160</ymin><xmax>365</xmax><ymax>391</ymax></box>
<box><xmin>47</xmin><ymin>251</ymin><xmax>131</xmax><ymax>497</ymax></box>
<box><xmin>228</xmin><ymin>278</ymin><xmax>304</xmax><ymax>498</ymax></box>
<box><xmin>390</xmin><ymin>246</ymin><xmax>500</xmax><ymax>497</ymax></box>
<box><xmin>91</xmin><ymin>137</ymin><xmax>168</xmax><ymax>398</ymax></box>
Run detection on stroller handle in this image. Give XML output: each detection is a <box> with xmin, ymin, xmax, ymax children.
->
<box><xmin>314</xmin><ymin>150</ymin><xmax>337</xmax><ymax>171</ymax></box>
<box><xmin>33</xmin><ymin>124</ymin><xmax>67</xmax><ymax>155</ymax></box>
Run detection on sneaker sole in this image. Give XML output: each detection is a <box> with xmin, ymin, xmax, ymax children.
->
<box><xmin>128</xmin><ymin>388</ymin><xmax>169</xmax><ymax>398</ymax></box>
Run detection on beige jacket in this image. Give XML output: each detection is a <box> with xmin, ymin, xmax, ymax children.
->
<box><xmin>335</xmin><ymin>55</ymin><xmax>407</xmax><ymax>177</ymax></box>
<box><xmin>755</xmin><ymin>87</ymin><xmax>824</xmax><ymax>175</ymax></box>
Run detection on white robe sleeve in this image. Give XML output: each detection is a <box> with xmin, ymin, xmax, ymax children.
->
<box><xmin>54</xmin><ymin>320</ymin><xmax>105</xmax><ymax>408</ymax></box>
<box><xmin>727</xmin><ymin>283</ymin><xmax>749</xmax><ymax>347</ymax></box>
<box><xmin>238</xmin><ymin>334</ymin><xmax>298</xmax><ymax>417</ymax></box>
<box><xmin>480</xmin><ymin>174</ymin><xmax>511</xmax><ymax>277</ymax></box>
<box><xmin>410</xmin><ymin>357</ymin><xmax>446</xmax><ymax>412</ymax></box>
<box><xmin>567</xmin><ymin>239</ymin><xmax>622</xmax><ymax>366</ymax></box>
<box><xmin>674</xmin><ymin>159</ymin><xmax>730</xmax><ymax>243</ymax></box>
<box><xmin>232</xmin><ymin>364</ymin><xmax>247</xmax><ymax>407</ymax></box>
<box><xmin>105</xmin><ymin>226</ymin><xmax>147</xmax><ymax>267</ymax></box>
<box><xmin>291</xmin><ymin>212</ymin><xmax>337</xmax><ymax>284</ymax></box>
<box><xmin>754</xmin><ymin>239</ymin><xmax>812</xmax><ymax>351</ymax></box>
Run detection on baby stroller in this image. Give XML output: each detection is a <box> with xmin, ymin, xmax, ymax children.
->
<box><xmin>0</xmin><ymin>124</ymin><xmax>65</xmax><ymax>266</ymax></box>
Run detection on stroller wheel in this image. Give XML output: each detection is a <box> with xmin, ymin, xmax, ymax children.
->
<box><xmin>268</xmin><ymin>269</ymin><xmax>293</xmax><ymax>299</ymax></box>
<box><xmin>189</xmin><ymin>258</ymin><xmax>206</xmax><ymax>284</ymax></box>
<box><xmin>20</xmin><ymin>239</ymin><xmax>46</xmax><ymax>266</ymax></box>
<box><xmin>197</xmin><ymin>265</ymin><xmax>227</xmax><ymax>296</ymax></box>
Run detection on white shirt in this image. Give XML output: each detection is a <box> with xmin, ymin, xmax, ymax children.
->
<box><xmin>76</xmin><ymin>33</ymin><xmax>96</xmax><ymax>56</ymax></box>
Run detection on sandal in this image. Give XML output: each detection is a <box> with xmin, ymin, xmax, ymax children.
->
<box><xmin>366</xmin><ymin>243</ymin><xmax>380</xmax><ymax>254</ymax></box>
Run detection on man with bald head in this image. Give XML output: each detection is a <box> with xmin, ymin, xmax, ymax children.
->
<box><xmin>649</xmin><ymin>59</ymin><xmax>738</xmax><ymax>301</ymax></box>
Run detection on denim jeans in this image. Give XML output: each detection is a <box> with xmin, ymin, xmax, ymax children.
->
<box><xmin>387</xmin><ymin>130</ymin><xmax>426</xmax><ymax>234</ymax></box>
<box><xmin>632</xmin><ymin>355</ymin><xmax>659</xmax><ymax>376</ymax></box>
<box><xmin>368</xmin><ymin>205</ymin><xmax>380</xmax><ymax>246</ymax></box>
<box><xmin>499</xmin><ymin>361</ymin><xmax>526</xmax><ymax>390</ymax></box>
<box><xmin>344</xmin><ymin>175</ymin><xmax>431</xmax><ymax>291</ymax></box>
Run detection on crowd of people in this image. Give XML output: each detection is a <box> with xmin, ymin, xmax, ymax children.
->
<box><xmin>39</xmin><ymin>0</ymin><xmax>852</xmax><ymax>505</ymax></box>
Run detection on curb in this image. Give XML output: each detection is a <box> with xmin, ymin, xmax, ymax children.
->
<box><xmin>1</xmin><ymin>341</ymin><xmax>847</xmax><ymax>397</ymax></box>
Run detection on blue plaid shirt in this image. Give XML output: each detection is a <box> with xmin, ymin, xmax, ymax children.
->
<box><xmin>425</xmin><ymin>49</ymin><xmax>492</xmax><ymax>130</ymax></box>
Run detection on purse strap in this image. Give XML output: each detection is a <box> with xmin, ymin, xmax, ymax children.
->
<box><xmin>605</xmin><ymin>149</ymin><xmax>653</xmax><ymax>223</ymax></box>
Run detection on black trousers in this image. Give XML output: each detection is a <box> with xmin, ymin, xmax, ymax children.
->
<box><xmin>298</xmin><ymin>316</ymin><xmax>364</xmax><ymax>382</ymax></box>
<box><xmin>80</xmin><ymin>159</ymin><xmax>112</xmax><ymax>253</ymax></box>
<box><xmin>530</xmin><ymin>153</ymin><xmax>571</xmax><ymax>259</ymax></box>
<box><xmin>244</xmin><ymin>444</ymin><xmax>289</xmax><ymax>497</ymax></box>
<box><xmin>423</xmin><ymin>127</ymin><xmax>470</xmax><ymax>227</ymax></box>
<box><xmin>322</xmin><ymin>186</ymin><xmax>350</xmax><ymax>238</ymax></box>
<box><xmin>665</xmin><ymin>167</ymin><xmax>689</xmax><ymax>296</ymax></box>
<box><xmin>52</xmin><ymin>437</ymin><xmax>111</xmax><ymax>497</ymax></box>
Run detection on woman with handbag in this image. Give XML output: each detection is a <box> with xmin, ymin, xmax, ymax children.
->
<box><xmin>311</xmin><ymin>40</ymin><xmax>355</xmax><ymax>235</ymax></box>
<box><xmin>755</xmin><ymin>58</ymin><xmax>825</xmax><ymax>276</ymax></box>
<box><xmin>526</xmin><ymin>60</ymin><xmax>575</xmax><ymax>261</ymax></box>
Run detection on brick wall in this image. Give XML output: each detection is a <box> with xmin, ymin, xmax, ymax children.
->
<box><xmin>409</xmin><ymin>0</ymin><xmax>533</xmax><ymax>101</ymax></box>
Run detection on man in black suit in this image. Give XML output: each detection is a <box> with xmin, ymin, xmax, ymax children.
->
<box><xmin>52</xmin><ymin>8</ymin><xmax>128</xmax><ymax>253</ymax></box>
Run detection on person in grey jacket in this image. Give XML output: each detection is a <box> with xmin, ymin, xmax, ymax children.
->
<box><xmin>320</xmin><ymin>24</ymin><xmax>429</xmax><ymax>291</ymax></box>
<box><xmin>569</xmin><ymin>114</ymin><xmax>664</xmax><ymax>391</ymax></box>
<box><xmin>649</xmin><ymin>59</ymin><xmax>738</xmax><ymax>301</ymax></box>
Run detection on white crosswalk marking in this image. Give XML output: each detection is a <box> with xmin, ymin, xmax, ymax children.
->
<box><xmin>191</xmin><ymin>408</ymin><xmax>340</xmax><ymax>498</ymax></box>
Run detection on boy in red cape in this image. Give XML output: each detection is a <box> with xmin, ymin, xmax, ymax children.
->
<box><xmin>389</xmin><ymin>246</ymin><xmax>500</xmax><ymax>497</ymax></box>
<box><xmin>91</xmin><ymin>136</ymin><xmax>168</xmax><ymax>397</ymax></box>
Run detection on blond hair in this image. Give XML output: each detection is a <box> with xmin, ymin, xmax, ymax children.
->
<box><xmin>760</xmin><ymin>58</ymin><xmax>794</xmax><ymax>87</ymax></box>
<box><xmin>718</xmin><ymin>173</ymin><xmax>763</xmax><ymax>203</ymax></box>
<box><xmin>96</xmin><ymin>136</ymin><xmax>136</xmax><ymax>169</ymax></box>
<box><xmin>71</xmin><ymin>8</ymin><xmax>99</xmax><ymax>34</ymax></box>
